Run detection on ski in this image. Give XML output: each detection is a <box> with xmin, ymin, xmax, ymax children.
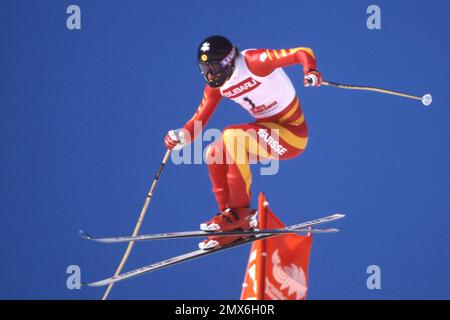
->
<box><xmin>79</xmin><ymin>227</ymin><xmax>339</xmax><ymax>244</ymax></box>
<box><xmin>83</xmin><ymin>213</ymin><xmax>344</xmax><ymax>287</ymax></box>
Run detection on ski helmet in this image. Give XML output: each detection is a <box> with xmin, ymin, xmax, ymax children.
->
<box><xmin>197</xmin><ymin>35</ymin><xmax>238</xmax><ymax>88</ymax></box>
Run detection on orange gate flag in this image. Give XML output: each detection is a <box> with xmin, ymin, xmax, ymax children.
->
<box><xmin>240</xmin><ymin>192</ymin><xmax>313</xmax><ymax>300</ymax></box>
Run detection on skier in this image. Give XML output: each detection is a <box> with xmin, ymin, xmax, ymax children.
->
<box><xmin>164</xmin><ymin>35</ymin><xmax>322</xmax><ymax>250</ymax></box>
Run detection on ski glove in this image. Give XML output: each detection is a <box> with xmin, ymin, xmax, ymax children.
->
<box><xmin>304</xmin><ymin>70</ymin><xmax>323</xmax><ymax>87</ymax></box>
<box><xmin>164</xmin><ymin>129</ymin><xmax>185</xmax><ymax>150</ymax></box>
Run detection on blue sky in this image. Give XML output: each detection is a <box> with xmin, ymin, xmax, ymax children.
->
<box><xmin>0</xmin><ymin>0</ymin><xmax>449</xmax><ymax>299</ymax></box>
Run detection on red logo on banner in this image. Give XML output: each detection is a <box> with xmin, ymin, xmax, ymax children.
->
<box><xmin>241</xmin><ymin>193</ymin><xmax>312</xmax><ymax>300</ymax></box>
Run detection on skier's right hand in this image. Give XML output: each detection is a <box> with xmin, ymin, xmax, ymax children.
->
<box><xmin>164</xmin><ymin>129</ymin><xmax>184</xmax><ymax>150</ymax></box>
<box><xmin>304</xmin><ymin>70</ymin><xmax>322</xmax><ymax>87</ymax></box>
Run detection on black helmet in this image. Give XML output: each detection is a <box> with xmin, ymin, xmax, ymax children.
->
<box><xmin>197</xmin><ymin>35</ymin><xmax>238</xmax><ymax>88</ymax></box>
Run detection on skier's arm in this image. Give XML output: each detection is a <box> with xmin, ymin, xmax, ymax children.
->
<box><xmin>244</xmin><ymin>47</ymin><xmax>322</xmax><ymax>86</ymax></box>
<box><xmin>183</xmin><ymin>85</ymin><xmax>222</xmax><ymax>143</ymax></box>
<box><xmin>164</xmin><ymin>85</ymin><xmax>222</xmax><ymax>149</ymax></box>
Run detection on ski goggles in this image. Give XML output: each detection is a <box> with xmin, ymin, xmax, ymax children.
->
<box><xmin>199</xmin><ymin>47</ymin><xmax>237</xmax><ymax>76</ymax></box>
<box><xmin>199</xmin><ymin>61</ymin><xmax>224</xmax><ymax>76</ymax></box>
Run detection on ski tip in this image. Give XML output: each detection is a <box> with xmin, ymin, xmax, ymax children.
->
<box><xmin>307</xmin><ymin>227</ymin><xmax>340</xmax><ymax>234</ymax></box>
<box><xmin>79</xmin><ymin>230</ymin><xmax>92</xmax><ymax>240</ymax></box>
<box><xmin>81</xmin><ymin>280</ymin><xmax>99</xmax><ymax>287</ymax></box>
<box><xmin>82</xmin><ymin>281</ymin><xmax>103</xmax><ymax>288</ymax></box>
<box><xmin>333</xmin><ymin>213</ymin><xmax>346</xmax><ymax>219</ymax></box>
<box><xmin>83</xmin><ymin>279</ymin><xmax>113</xmax><ymax>287</ymax></box>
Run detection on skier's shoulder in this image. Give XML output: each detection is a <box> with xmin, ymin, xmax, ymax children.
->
<box><xmin>241</xmin><ymin>48</ymin><xmax>262</xmax><ymax>64</ymax></box>
<box><xmin>241</xmin><ymin>48</ymin><xmax>275</xmax><ymax>77</ymax></box>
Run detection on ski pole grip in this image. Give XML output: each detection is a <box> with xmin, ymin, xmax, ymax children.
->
<box><xmin>154</xmin><ymin>149</ymin><xmax>171</xmax><ymax>181</ymax></box>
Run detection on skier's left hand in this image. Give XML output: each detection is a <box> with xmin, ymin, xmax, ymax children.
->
<box><xmin>304</xmin><ymin>70</ymin><xmax>322</xmax><ymax>87</ymax></box>
<box><xmin>164</xmin><ymin>129</ymin><xmax>185</xmax><ymax>150</ymax></box>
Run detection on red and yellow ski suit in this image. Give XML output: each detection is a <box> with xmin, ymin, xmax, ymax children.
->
<box><xmin>183</xmin><ymin>47</ymin><xmax>317</xmax><ymax>210</ymax></box>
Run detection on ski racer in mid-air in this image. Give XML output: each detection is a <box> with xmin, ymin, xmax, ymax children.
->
<box><xmin>164</xmin><ymin>35</ymin><xmax>322</xmax><ymax>250</ymax></box>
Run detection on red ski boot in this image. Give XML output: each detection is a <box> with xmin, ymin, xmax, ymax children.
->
<box><xmin>199</xmin><ymin>207</ymin><xmax>258</xmax><ymax>250</ymax></box>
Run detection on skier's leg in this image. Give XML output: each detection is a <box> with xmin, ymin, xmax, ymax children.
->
<box><xmin>202</xmin><ymin>135</ymin><xmax>258</xmax><ymax>233</ymax></box>
<box><xmin>222</xmin><ymin>125</ymin><xmax>269</xmax><ymax>209</ymax></box>
<box><xmin>200</xmin><ymin>103</ymin><xmax>309</xmax><ymax>249</ymax></box>
<box><xmin>222</xmin><ymin>120</ymin><xmax>308</xmax><ymax>209</ymax></box>
<box><xmin>205</xmin><ymin>139</ymin><xmax>229</xmax><ymax>211</ymax></box>
<box><xmin>201</xmin><ymin>128</ymin><xmax>259</xmax><ymax>237</ymax></box>
<box><xmin>204</xmin><ymin>128</ymin><xmax>273</xmax><ymax>210</ymax></box>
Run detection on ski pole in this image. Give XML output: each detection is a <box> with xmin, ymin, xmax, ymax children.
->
<box><xmin>321</xmin><ymin>80</ymin><xmax>432</xmax><ymax>106</ymax></box>
<box><xmin>102</xmin><ymin>149</ymin><xmax>171</xmax><ymax>300</ymax></box>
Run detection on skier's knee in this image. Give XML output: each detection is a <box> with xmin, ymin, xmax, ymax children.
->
<box><xmin>222</xmin><ymin>128</ymin><xmax>234</xmax><ymax>144</ymax></box>
<box><xmin>222</xmin><ymin>127</ymin><xmax>247</xmax><ymax>146</ymax></box>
